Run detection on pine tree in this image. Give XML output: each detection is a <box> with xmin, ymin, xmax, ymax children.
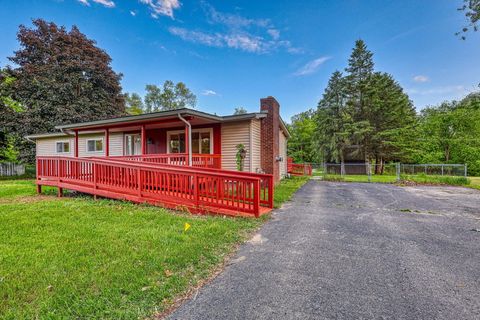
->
<box><xmin>344</xmin><ymin>39</ymin><xmax>375</xmax><ymax>163</ymax></box>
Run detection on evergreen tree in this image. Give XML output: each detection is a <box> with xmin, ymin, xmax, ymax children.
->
<box><xmin>344</xmin><ymin>39</ymin><xmax>375</xmax><ymax>162</ymax></box>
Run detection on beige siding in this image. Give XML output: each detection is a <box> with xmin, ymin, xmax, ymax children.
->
<box><xmin>221</xmin><ymin>121</ymin><xmax>251</xmax><ymax>171</ymax></box>
<box><xmin>36</xmin><ymin>132</ymin><xmax>124</xmax><ymax>157</ymax></box>
<box><xmin>36</xmin><ymin>137</ymin><xmax>74</xmax><ymax>157</ymax></box>
<box><xmin>250</xmin><ymin>119</ymin><xmax>262</xmax><ymax>173</ymax></box>
<box><xmin>109</xmin><ymin>133</ymin><xmax>123</xmax><ymax>156</ymax></box>
<box><xmin>279</xmin><ymin>131</ymin><xmax>288</xmax><ymax>178</ymax></box>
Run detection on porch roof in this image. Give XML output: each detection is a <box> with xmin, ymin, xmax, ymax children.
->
<box><xmin>54</xmin><ymin>108</ymin><xmax>267</xmax><ymax>132</ymax></box>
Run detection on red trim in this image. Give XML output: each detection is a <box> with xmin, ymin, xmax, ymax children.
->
<box><xmin>141</xmin><ymin>125</ymin><xmax>146</xmax><ymax>155</ymax></box>
<box><xmin>185</xmin><ymin>126</ymin><xmax>189</xmax><ymax>165</ymax></box>
<box><xmin>74</xmin><ymin>130</ymin><xmax>79</xmax><ymax>158</ymax></box>
<box><xmin>105</xmin><ymin>128</ymin><xmax>110</xmax><ymax>157</ymax></box>
<box><xmin>74</xmin><ymin>116</ymin><xmax>194</xmax><ymax>132</ymax></box>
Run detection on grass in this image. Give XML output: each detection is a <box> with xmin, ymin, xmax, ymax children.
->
<box><xmin>323</xmin><ymin>174</ymin><xmax>397</xmax><ymax>183</ymax></box>
<box><xmin>0</xmin><ymin>177</ymin><xmax>307</xmax><ymax>319</ymax></box>
<box><xmin>469</xmin><ymin>177</ymin><xmax>480</xmax><ymax>190</ymax></box>
<box><xmin>323</xmin><ymin>172</ymin><xmax>473</xmax><ymax>187</ymax></box>
<box><xmin>273</xmin><ymin>175</ymin><xmax>310</xmax><ymax>208</ymax></box>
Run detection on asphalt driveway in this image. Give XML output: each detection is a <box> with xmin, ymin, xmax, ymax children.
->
<box><xmin>168</xmin><ymin>181</ymin><xmax>480</xmax><ymax>320</ymax></box>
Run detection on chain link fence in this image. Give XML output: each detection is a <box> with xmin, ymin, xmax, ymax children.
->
<box><xmin>307</xmin><ymin>163</ymin><xmax>467</xmax><ymax>183</ymax></box>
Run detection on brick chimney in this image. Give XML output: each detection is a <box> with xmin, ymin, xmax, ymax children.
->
<box><xmin>260</xmin><ymin>96</ymin><xmax>280</xmax><ymax>183</ymax></box>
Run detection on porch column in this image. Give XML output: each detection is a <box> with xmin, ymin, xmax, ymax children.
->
<box><xmin>141</xmin><ymin>125</ymin><xmax>146</xmax><ymax>155</ymax></box>
<box><xmin>74</xmin><ymin>130</ymin><xmax>79</xmax><ymax>157</ymax></box>
<box><xmin>105</xmin><ymin>128</ymin><xmax>110</xmax><ymax>157</ymax></box>
<box><xmin>185</xmin><ymin>126</ymin><xmax>190</xmax><ymax>166</ymax></box>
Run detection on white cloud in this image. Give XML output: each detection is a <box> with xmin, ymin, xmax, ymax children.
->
<box><xmin>167</xmin><ymin>3</ymin><xmax>300</xmax><ymax>54</ymax></box>
<box><xmin>294</xmin><ymin>56</ymin><xmax>331</xmax><ymax>76</ymax></box>
<box><xmin>413</xmin><ymin>75</ymin><xmax>429</xmax><ymax>83</ymax></box>
<box><xmin>267</xmin><ymin>29</ymin><xmax>280</xmax><ymax>40</ymax></box>
<box><xmin>169</xmin><ymin>27</ymin><xmax>267</xmax><ymax>53</ymax></box>
<box><xmin>203</xmin><ymin>2</ymin><xmax>270</xmax><ymax>29</ymax></box>
<box><xmin>140</xmin><ymin>0</ymin><xmax>181</xmax><ymax>18</ymax></box>
<box><xmin>77</xmin><ymin>0</ymin><xmax>115</xmax><ymax>8</ymax></box>
<box><xmin>201</xmin><ymin>90</ymin><xmax>218</xmax><ymax>96</ymax></box>
<box><xmin>130</xmin><ymin>10</ymin><xmax>137</xmax><ymax>16</ymax></box>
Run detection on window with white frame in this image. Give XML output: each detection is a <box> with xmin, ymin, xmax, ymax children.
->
<box><xmin>56</xmin><ymin>141</ymin><xmax>70</xmax><ymax>153</ymax></box>
<box><xmin>86</xmin><ymin>138</ymin><xmax>103</xmax><ymax>153</ymax></box>
<box><xmin>167</xmin><ymin>128</ymin><xmax>213</xmax><ymax>154</ymax></box>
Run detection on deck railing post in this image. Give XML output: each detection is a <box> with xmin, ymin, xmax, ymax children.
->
<box><xmin>137</xmin><ymin>168</ymin><xmax>142</xmax><ymax>198</ymax></box>
<box><xmin>254</xmin><ymin>179</ymin><xmax>260</xmax><ymax>217</ymax></box>
<box><xmin>193</xmin><ymin>174</ymin><xmax>199</xmax><ymax>209</ymax></box>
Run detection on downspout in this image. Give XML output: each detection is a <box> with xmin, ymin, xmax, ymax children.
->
<box><xmin>177</xmin><ymin>113</ymin><xmax>192</xmax><ymax>166</ymax></box>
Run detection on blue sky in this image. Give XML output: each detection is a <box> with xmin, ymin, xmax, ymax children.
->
<box><xmin>1</xmin><ymin>0</ymin><xmax>479</xmax><ymax>121</ymax></box>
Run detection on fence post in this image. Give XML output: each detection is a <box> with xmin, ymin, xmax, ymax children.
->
<box><xmin>464</xmin><ymin>164</ymin><xmax>468</xmax><ymax>178</ymax></box>
<box><xmin>367</xmin><ymin>162</ymin><xmax>371</xmax><ymax>182</ymax></box>
<box><xmin>396</xmin><ymin>163</ymin><xmax>400</xmax><ymax>182</ymax></box>
<box><xmin>441</xmin><ymin>164</ymin><xmax>444</xmax><ymax>176</ymax></box>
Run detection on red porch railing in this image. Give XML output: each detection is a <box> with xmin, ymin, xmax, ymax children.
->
<box><xmin>102</xmin><ymin>157</ymin><xmax>274</xmax><ymax>209</ymax></box>
<box><xmin>287</xmin><ymin>157</ymin><xmax>313</xmax><ymax>176</ymax></box>
<box><xmin>36</xmin><ymin>156</ymin><xmax>272</xmax><ymax>217</ymax></box>
<box><xmin>109</xmin><ymin>153</ymin><xmax>222</xmax><ymax>169</ymax></box>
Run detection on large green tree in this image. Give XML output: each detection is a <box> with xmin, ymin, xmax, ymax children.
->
<box><xmin>125</xmin><ymin>92</ymin><xmax>144</xmax><ymax>115</ymax></box>
<box><xmin>415</xmin><ymin>94</ymin><xmax>480</xmax><ymax>175</ymax></box>
<box><xmin>314</xmin><ymin>40</ymin><xmax>416</xmax><ymax>170</ymax></box>
<box><xmin>8</xmin><ymin>19</ymin><xmax>125</xmax><ymax>162</ymax></box>
<box><xmin>144</xmin><ymin>81</ymin><xmax>196</xmax><ymax>113</ymax></box>
<box><xmin>287</xmin><ymin>109</ymin><xmax>317</xmax><ymax>163</ymax></box>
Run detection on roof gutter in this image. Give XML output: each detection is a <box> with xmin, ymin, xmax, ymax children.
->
<box><xmin>177</xmin><ymin>113</ymin><xmax>192</xmax><ymax>166</ymax></box>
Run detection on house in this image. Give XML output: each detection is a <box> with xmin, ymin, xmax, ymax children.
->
<box><xmin>26</xmin><ymin>97</ymin><xmax>289</xmax><ymax>217</ymax></box>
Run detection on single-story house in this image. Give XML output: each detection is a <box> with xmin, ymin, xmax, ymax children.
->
<box><xmin>26</xmin><ymin>97</ymin><xmax>289</xmax><ymax>217</ymax></box>
<box><xmin>28</xmin><ymin>96</ymin><xmax>289</xmax><ymax>183</ymax></box>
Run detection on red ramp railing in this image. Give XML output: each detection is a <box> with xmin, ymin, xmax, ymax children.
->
<box><xmin>36</xmin><ymin>156</ymin><xmax>272</xmax><ymax>217</ymax></box>
<box><xmin>287</xmin><ymin>157</ymin><xmax>312</xmax><ymax>176</ymax></box>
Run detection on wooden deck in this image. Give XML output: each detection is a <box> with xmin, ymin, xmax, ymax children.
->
<box><xmin>36</xmin><ymin>156</ymin><xmax>273</xmax><ymax>217</ymax></box>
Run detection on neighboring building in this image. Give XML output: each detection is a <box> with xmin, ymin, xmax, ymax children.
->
<box><xmin>27</xmin><ymin>96</ymin><xmax>289</xmax><ymax>183</ymax></box>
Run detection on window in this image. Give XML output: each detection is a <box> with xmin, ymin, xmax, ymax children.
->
<box><xmin>86</xmin><ymin>139</ymin><xmax>103</xmax><ymax>153</ymax></box>
<box><xmin>167</xmin><ymin>129</ymin><xmax>212</xmax><ymax>154</ymax></box>
<box><xmin>124</xmin><ymin>134</ymin><xmax>141</xmax><ymax>155</ymax></box>
<box><xmin>56</xmin><ymin>141</ymin><xmax>70</xmax><ymax>153</ymax></box>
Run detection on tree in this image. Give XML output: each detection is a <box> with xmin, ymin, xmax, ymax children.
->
<box><xmin>234</xmin><ymin>107</ymin><xmax>247</xmax><ymax>115</ymax></box>
<box><xmin>144</xmin><ymin>81</ymin><xmax>196</xmax><ymax>112</ymax></box>
<box><xmin>315</xmin><ymin>40</ymin><xmax>417</xmax><ymax>171</ymax></box>
<box><xmin>415</xmin><ymin>95</ymin><xmax>480</xmax><ymax>175</ymax></box>
<box><xmin>457</xmin><ymin>0</ymin><xmax>480</xmax><ymax>39</ymax></box>
<box><xmin>8</xmin><ymin>19</ymin><xmax>125</xmax><ymax>162</ymax></box>
<box><xmin>344</xmin><ymin>39</ymin><xmax>375</xmax><ymax>163</ymax></box>
<box><xmin>0</xmin><ymin>68</ymin><xmax>23</xmax><ymax>163</ymax></box>
<box><xmin>125</xmin><ymin>92</ymin><xmax>144</xmax><ymax>115</ymax></box>
<box><xmin>363</xmin><ymin>72</ymin><xmax>417</xmax><ymax>171</ymax></box>
<box><xmin>287</xmin><ymin>109</ymin><xmax>317</xmax><ymax>163</ymax></box>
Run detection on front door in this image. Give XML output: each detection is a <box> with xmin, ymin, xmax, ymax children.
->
<box><xmin>124</xmin><ymin>134</ymin><xmax>142</xmax><ymax>155</ymax></box>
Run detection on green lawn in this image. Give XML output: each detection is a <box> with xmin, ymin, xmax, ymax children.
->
<box><xmin>0</xmin><ymin>177</ymin><xmax>306</xmax><ymax>319</ymax></box>
<box><xmin>469</xmin><ymin>176</ymin><xmax>480</xmax><ymax>190</ymax></box>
